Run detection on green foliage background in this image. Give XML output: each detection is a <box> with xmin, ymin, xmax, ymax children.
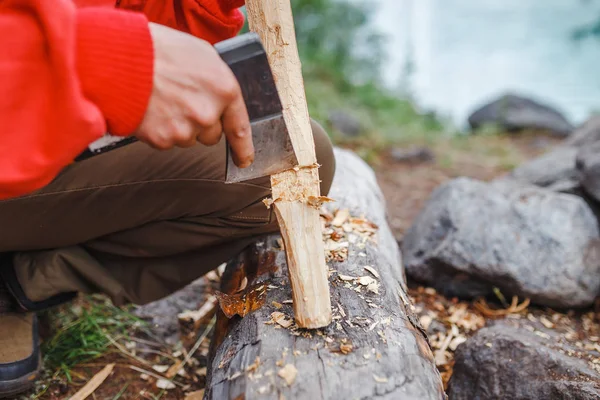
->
<box><xmin>240</xmin><ymin>0</ymin><xmax>446</xmax><ymax>153</ymax></box>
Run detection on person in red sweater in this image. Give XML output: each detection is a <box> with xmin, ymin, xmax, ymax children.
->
<box><xmin>0</xmin><ymin>0</ymin><xmax>335</xmax><ymax>396</ymax></box>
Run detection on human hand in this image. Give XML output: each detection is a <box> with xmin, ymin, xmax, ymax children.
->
<box><xmin>136</xmin><ymin>23</ymin><xmax>254</xmax><ymax>168</ymax></box>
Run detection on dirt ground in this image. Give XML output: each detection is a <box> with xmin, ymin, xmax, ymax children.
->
<box><xmin>29</xmin><ymin>133</ymin><xmax>567</xmax><ymax>400</ymax></box>
<box><xmin>374</xmin><ymin>133</ymin><xmax>560</xmax><ymax>239</ymax></box>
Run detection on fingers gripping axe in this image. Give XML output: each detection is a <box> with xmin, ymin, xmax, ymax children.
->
<box><xmin>77</xmin><ymin>33</ymin><xmax>299</xmax><ymax>184</ymax></box>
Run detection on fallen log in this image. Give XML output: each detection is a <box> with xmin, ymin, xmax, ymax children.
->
<box><xmin>205</xmin><ymin>148</ymin><xmax>446</xmax><ymax>400</ymax></box>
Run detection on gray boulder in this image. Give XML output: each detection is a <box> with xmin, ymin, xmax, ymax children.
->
<box><xmin>503</xmin><ymin>116</ymin><xmax>600</xmax><ymax>198</ymax></box>
<box><xmin>577</xmin><ymin>141</ymin><xmax>600</xmax><ymax>203</ymax></box>
<box><xmin>468</xmin><ymin>93</ymin><xmax>574</xmax><ymax>137</ymax></box>
<box><xmin>566</xmin><ymin>115</ymin><xmax>600</xmax><ymax>147</ymax></box>
<box><xmin>401</xmin><ymin>177</ymin><xmax>600</xmax><ymax>308</ymax></box>
<box><xmin>508</xmin><ymin>146</ymin><xmax>579</xmax><ymax>192</ymax></box>
<box><xmin>448</xmin><ymin>322</ymin><xmax>600</xmax><ymax>400</ymax></box>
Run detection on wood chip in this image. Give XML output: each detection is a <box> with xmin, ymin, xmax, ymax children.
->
<box><xmin>184</xmin><ymin>390</ymin><xmax>205</xmax><ymax>400</ymax></box>
<box><xmin>166</xmin><ymin>360</ymin><xmax>183</xmax><ymax>379</ymax></box>
<box><xmin>258</xmin><ymin>385</ymin><xmax>270</xmax><ymax>394</ymax></box>
<box><xmin>205</xmin><ymin>269</ymin><xmax>220</xmax><ymax>282</ymax></box>
<box><xmin>373</xmin><ymin>374</ymin><xmax>388</xmax><ymax>383</ymax></box>
<box><xmin>367</xmin><ymin>281</ymin><xmax>380</xmax><ymax>294</ymax></box>
<box><xmin>272</xmin><ymin>301</ymin><xmax>283</xmax><ymax>309</ymax></box>
<box><xmin>152</xmin><ymin>365</ymin><xmax>169</xmax><ymax>373</ymax></box>
<box><xmin>70</xmin><ymin>364</ymin><xmax>114</xmax><ymax>400</ymax></box>
<box><xmin>419</xmin><ymin>315</ymin><xmax>433</xmax><ymax>330</ymax></box>
<box><xmin>449</xmin><ymin>336</ymin><xmax>467</xmax><ymax>351</ymax></box>
<box><xmin>156</xmin><ymin>379</ymin><xmax>176</xmax><ymax>390</ymax></box>
<box><xmin>332</xmin><ymin>209</ymin><xmax>350</xmax><ymax>227</ymax></box>
<box><xmin>340</xmin><ymin>342</ymin><xmax>354</xmax><ymax>354</ymax></box>
<box><xmin>338</xmin><ymin>274</ymin><xmax>356</xmax><ymax>282</ymax></box>
<box><xmin>242</xmin><ymin>357</ymin><xmax>260</xmax><ymax>376</ymax></box>
<box><xmin>364</xmin><ymin>266</ymin><xmax>380</xmax><ymax>279</ymax></box>
<box><xmin>278</xmin><ymin>364</ymin><xmax>298</xmax><ymax>386</ymax></box>
<box><xmin>271</xmin><ymin>311</ymin><xmax>294</xmax><ymax>328</ymax></box>
<box><xmin>540</xmin><ymin>316</ymin><xmax>554</xmax><ymax>329</ymax></box>
<box><xmin>357</xmin><ymin>276</ymin><xmax>377</xmax><ymax>286</ymax></box>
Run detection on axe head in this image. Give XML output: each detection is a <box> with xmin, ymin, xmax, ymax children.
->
<box><xmin>216</xmin><ymin>33</ymin><xmax>298</xmax><ymax>184</ymax></box>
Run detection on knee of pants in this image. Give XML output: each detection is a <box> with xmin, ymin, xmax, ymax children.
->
<box><xmin>310</xmin><ymin>119</ymin><xmax>336</xmax><ymax>196</ymax></box>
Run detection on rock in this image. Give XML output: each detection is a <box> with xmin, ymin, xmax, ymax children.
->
<box><xmin>565</xmin><ymin>116</ymin><xmax>600</xmax><ymax>147</ymax></box>
<box><xmin>468</xmin><ymin>93</ymin><xmax>574</xmax><ymax>137</ymax></box>
<box><xmin>401</xmin><ymin>177</ymin><xmax>600</xmax><ymax>308</ymax></box>
<box><xmin>577</xmin><ymin>141</ymin><xmax>600</xmax><ymax>203</ymax></box>
<box><xmin>134</xmin><ymin>278</ymin><xmax>208</xmax><ymax>344</ymax></box>
<box><xmin>448</xmin><ymin>322</ymin><xmax>600</xmax><ymax>400</ymax></box>
<box><xmin>327</xmin><ymin>110</ymin><xmax>363</xmax><ymax>137</ymax></box>
<box><xmin>390</xmin><ymin>146</ymin><xmax>435</xmax><ymax>163</ymax></box>
<box><xmin>509</xmin><ymin>146</ymin><xmax>579</xmax><ymax>190</ymax></box>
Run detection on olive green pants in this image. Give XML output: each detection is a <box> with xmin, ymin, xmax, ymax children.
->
<box><xmin>0</xmin><ymin>121</ymin><xmax>335</xmax><ymax>307</ymax></box>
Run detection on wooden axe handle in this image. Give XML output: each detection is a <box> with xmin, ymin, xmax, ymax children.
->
<box><xmin>245</xmin><ymin>0</ymin><xmax>332</xmax><ymax>328</ymax></box>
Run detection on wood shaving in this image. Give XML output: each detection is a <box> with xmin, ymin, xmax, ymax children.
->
<box><xmin>272</xmin><ymin>301</ymin><xmax>283</xmax><ymax>309</ymax></box>
<box><xmin>184</xmin><ymin>390</ymin><xmax>205</xmax><ymax>400</ymax></box>
<box><xmin>367</xmin><ymin>281</ymin><xmax>380</xmax><ymax>294</ymax></box>
<box><xmin>307</xmin><ymin>195</ymin><xmax>335</xmax><ymax>209</ymax></box>
<box><xmin>152</xmin><ymin>365</ymin><xmax>169</xmax><ymax>373</ymax></box>
<box><xmin>338</xmin><ymin>274</ymin><xmax>356</xmax><ymax>282</ymax></box>
<box><xmin>246</xmin><ymin>356</ymin><xmax>261</xmax><ymax>373</ymax></box>
<box><xmin>332</xmin><ymin>209</ymin><xmax>350</xmax><ymax>227</ymax></box>
<box><xmin>166</xmin><ymin>360</ymin><xmax>183</xmax><ymax>379</ymax></box>
<box><xmin>278</xmin><ymin>364</ymin><xmax>298</xmax><ymax>386</ymax></box>
<box><xmin>364</xmin><ymin>266</ymin><xmax>380</xmax><ymax>278</ymax></box>
<box><xmin>262</xmin><ymin>197</ymin><xmax>276</xmax><ymax>209</ymax></box>
<box><xmin>540</xmin><ymin>316</ymin><xmax>555</xmax><ymax>329</ymax></box>
<box><xmin>156</xmin><ymin>379</ymin><xmax>176</xmax><ymax>390</ymax></box>
<box><xmin>70</xmin><ymin>364</ymin><xmax>114</xmax><ymax>400</ymax></box>
<box><xmin>340</xmin><ymin>342</ymin><xmax>354</xmax><ymax>354</ymax></box>
<box><xmin>373</xmin><ymin>375</ymin><xmax>388</xmax><ymax>383</ymax></box>
<box><xmin>270</xmin><ymin>312</ymin><xmax>294</xmax><ymax>328</ymax></box>
<box><xmin>357</xmin><ymin>276</ymin><xmax>377</xmax><ymax>286</ymax></box>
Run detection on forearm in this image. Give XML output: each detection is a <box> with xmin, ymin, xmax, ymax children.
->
<box><xmin>0</xmin><ymin>0</ymin><xmax>153</xmax><ymax>199</ymax></box>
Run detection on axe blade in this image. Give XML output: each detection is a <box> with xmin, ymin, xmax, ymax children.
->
<box><xmin>225</xmin><ymin>114</ymin><xmax>298</xmax><ymax>183</ymax></box>
<box><xmin>216</xmin><ymin>32</ymin><xmax>298</xmax><ymax>184</ymax></box>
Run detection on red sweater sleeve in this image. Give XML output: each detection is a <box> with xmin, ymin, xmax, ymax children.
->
<box><xmin>0</xmin><ymin>1</ymin><xmax>153</xmax><ymax>199</ymax></box>
<box><xmin>121</xmin><ymin>0</ymin><xmax>246</xmax><ymax>44</ymax></box>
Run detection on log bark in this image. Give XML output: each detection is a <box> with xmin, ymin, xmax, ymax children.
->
<box><xmin>205</xmin><ymin>149</ymin><xmax>446</xmax><ymax>400</ymax></box>
<box><xmin>245</xmin><ymin>0</ymin><xmax>332</xmax><ymax>329</ymax></box>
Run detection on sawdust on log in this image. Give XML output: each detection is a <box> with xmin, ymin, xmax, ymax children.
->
<box><xmin>278</xmin><ymin>364</ymin><xmax>298</xmax><ymax>386</ymax></box>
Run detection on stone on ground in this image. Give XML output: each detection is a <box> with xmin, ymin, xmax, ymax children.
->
<box><xmin>507</xmin><ymin>145</ymin><xmax>579</xmax><ymax>192</ymax></box>
<box><xmin>468</xmin><ymin>93</ymin><xmax>574</xmax><ymax>137</ymax></box>
<box><xmin>448</xmin><ymin>322</ymin><xmax>600</xmax><ymax>400</ymax></box>
<box><xmin>577</xmin><ymin>141</ymin><xmax>600</xmax><ymax>203</ymax></box>
<box><xmin>401</xmin><ymin>177</ymin><xmax>600</xmax><ymax>308</ymax></box>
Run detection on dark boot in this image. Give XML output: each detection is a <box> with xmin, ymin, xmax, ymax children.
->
<box><xmin>0</xmin><ymin>313</ymin><xmax>41</xmax><ymax>398</ymax></box>
<box><xmin>0</xmin><ymin>257</ymin><xmax>41</xmax><ymax>398</ymax></box>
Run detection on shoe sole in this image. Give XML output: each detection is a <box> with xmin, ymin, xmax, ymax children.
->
<box><xmin>0</xmin><ymin>355</ymin><xmax>41</xmax><ymax>399</ymax></box>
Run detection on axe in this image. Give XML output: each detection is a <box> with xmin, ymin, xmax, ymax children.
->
<box><xmin>77</xmin><ymin>32</ymin><xmax>298</xmax><ymax>184</ymax></box>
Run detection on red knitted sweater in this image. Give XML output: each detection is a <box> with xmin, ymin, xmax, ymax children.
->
<box><xmin>0</xmin><ymin>0</ymin><xmax>245</xmax><ymax>199</ymax></box>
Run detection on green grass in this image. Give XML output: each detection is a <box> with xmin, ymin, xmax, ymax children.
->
<box><xmin>41</xmin><ymin>295</ymin><xmax>146</xmax><ymax>380</ymax></box>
